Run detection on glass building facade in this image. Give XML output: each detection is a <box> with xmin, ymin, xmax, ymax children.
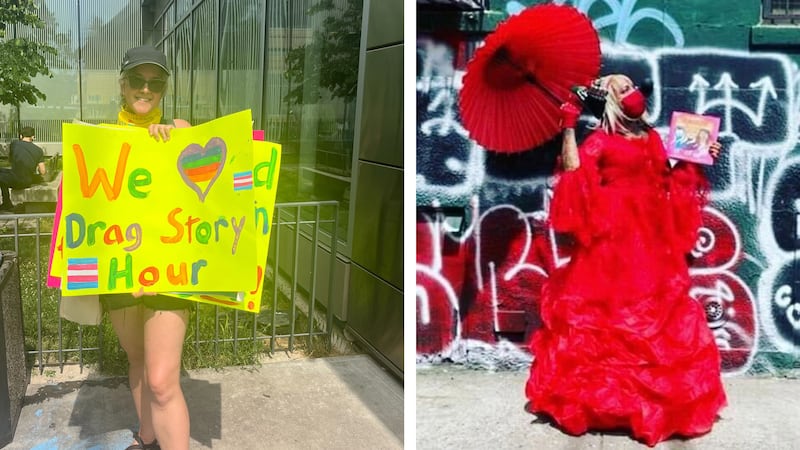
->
<box><xmin>13</xmin><ymin>0</ymin><xmax>360</xmax><ymax>240</ymax></box>
<box><xmin>6</xmin><ymin>2</ymin><xmax>144</xmax><ymax>141</ymax></box>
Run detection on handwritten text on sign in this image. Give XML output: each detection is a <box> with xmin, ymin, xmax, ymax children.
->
<box><xmin>166</xmin><ymin>139</ymin><xmax>281</xmax><ymax>312</ymax></box>
<box><xmin>60</xmin><ymin>110</ymin><xmax>259</xmax><ymax>296</ymax></box>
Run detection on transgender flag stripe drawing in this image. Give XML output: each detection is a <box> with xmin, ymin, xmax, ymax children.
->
<box><xmin>67</xmin><ymin>257</ymin><xmax>99</xmax><ymax>290</ymax></box>
<box><xmin>233</xmin><ymin>171</ymin><xmax>253</xmax><ymax>191</ymax></box>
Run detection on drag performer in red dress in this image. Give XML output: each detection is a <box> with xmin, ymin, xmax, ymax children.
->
<box><xmin>525</xmin><ymin>74</ymin><xmax>727</xmax><ymax>447</ymax></box>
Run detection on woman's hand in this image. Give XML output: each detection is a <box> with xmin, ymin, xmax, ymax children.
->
<box><xmin>131</xmin><ymin>287</ymin><xmax>156</xmax><ymax>298</ymax></box>
<box><xmin>560</xmin><ymin>102</ymin><xmax>581</xmax><ymax>130</ymax></box>
<box><xmin>147</xmin><ymin>119</ymin><xmax>190</xmax><ymax>142</ymax></box>
<box><xmin>148</xmin><ymin>123</ymin><xmax>176</xmax><ymax>142</ymax></box>
<box><xmin>709</xmin><ymin>141</ymin><xmax>723</xmax><ymax>160</ymax></box>
<box><xmin>558</xmin><ymin>103</ymin><xmax>582</xmax><ymax>170</ymax></box>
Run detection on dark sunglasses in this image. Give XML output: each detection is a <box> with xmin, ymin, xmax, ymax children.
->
<box><xmin>126</xmin><ymin>74</ymin><xmax>167</xmax><ymax>93</ymax></box>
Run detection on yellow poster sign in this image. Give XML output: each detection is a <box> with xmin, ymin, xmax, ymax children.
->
<box><xmin>50</xmin><ymin>110</ymin><xmax>281</xmax><ymax>312</ymax></box>
<box><xmin>165</xmin><ymin>140</ymin><xmax>281</xmax><ymax>311</ymax></box>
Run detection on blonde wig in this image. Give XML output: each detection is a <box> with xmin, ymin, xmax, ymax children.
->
<box><xmin>593</xmin><ymin>74</ymin><xmax>650</xmax><ymax>138</ymax></box>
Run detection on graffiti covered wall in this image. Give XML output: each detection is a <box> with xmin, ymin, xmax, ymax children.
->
<box><xmin>416</xmin><ymin>0</ymin><xmax>800</xmax><ymax>375</ymax></box>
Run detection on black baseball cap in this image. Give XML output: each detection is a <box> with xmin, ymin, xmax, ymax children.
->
<box><xmin>120</xmin><ymin>45</ymin><xmax>170</xmax><ymax>75</ymax></box>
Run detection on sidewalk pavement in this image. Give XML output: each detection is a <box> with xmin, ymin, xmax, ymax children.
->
<box><xmin>7</xmin><ymin>354</ymin><xmax>403</xmax><ymax>450</ymax></box>
<box><xmin>417</xmin><ymin>364</ymin><xmax>800</xmax><ymax>450</ymax></box>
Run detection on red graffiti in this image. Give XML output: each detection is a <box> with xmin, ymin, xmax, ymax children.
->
<box><xmin>416</xmin><ymin>216</ymin><xmax>467</xmax><ymax>354</ymax></box>
<box><xmin>417</xmin><ymin>206</ymin><xmax>555</xmax><ymax>353</ymax></box>
<box><xmin>688</xmin><ymin>208</ymin><xmax>758</xmax><ymax>374</ymax></box>
<box><xmin>417</xmin><ymin>204</ymin><xmax>758</xmax><ymax>375</ymax></box>
<box><xmin>462</xmin><ymin>207</ymin><xmax>549</xmax><ymax>344</ymax></box>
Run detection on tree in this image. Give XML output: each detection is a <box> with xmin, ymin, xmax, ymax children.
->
<box><xmin>0</xmin><ymin>0</ymin><xmax>56</xmax><ymax>106</ymax></box>
<box><xmin>284</xmin><ymin>0</ymin><xmax>363</xmax><ymax>105</ymax></box>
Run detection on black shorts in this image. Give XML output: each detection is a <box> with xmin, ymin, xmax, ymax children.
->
<box><xmin>100</xmin><ymin>293</ymin><xmax>194</xmax><ymax>312</ymax></box>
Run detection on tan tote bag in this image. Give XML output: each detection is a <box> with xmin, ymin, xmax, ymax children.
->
<box><xmin>59</xmin><ymin>295</ymin><xmax>103</xmax><ymax>326</ymax></box>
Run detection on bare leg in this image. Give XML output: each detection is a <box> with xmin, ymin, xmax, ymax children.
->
<box><xmin>108</xmin><ymin>305</ymin><xmax>156</xmax><ymax>444</ymax></box>
<box><xmin>144</xmin><ymin>308</ymin><xmax>190</xmax><ymax>450</ymax></box>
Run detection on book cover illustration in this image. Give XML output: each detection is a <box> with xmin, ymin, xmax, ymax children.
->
<box><xmin>665</xmin><ymin>112</ymin><xmax>720</xmax><ymax>165</ymax></box>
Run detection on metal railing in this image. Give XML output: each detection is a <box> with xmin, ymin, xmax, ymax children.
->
<box><xmin>0</xmin><ymin>201</ymin><xmax>339</xmax><ymax>374</ymax></box>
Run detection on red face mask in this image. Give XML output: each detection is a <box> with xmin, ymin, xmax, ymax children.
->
<box><xmin>620</xmin><ymin>88</ymin><xmax>646</xmax><ymax>118</ymax></box>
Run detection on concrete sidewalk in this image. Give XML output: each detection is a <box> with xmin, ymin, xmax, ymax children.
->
<box><xmin>7</xmin><ymin>354</ymin><xmax>403</xmax><ymax>449</ymax></box>
<box><xmin>417</xmin><ymin>365</ymin><xmax>800</xmax><ymax>449</ymax></box>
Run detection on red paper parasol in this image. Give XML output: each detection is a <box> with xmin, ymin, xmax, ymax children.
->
<box><xmin>459</xmin><ymin>4</ymin><xmax>600</xmax><ymax>153</ymax></box>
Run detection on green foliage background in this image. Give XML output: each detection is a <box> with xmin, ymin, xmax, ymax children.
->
<box><xmin>0</xmin><ymin>0</ymin><xmax>55</xmax><ymax>106</ymax></box>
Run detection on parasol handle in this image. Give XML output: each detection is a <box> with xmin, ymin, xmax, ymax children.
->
<box><xmin>523</xmin><ymin>73</ymin><xmax>565</xmax><ymax>106</ymax></box>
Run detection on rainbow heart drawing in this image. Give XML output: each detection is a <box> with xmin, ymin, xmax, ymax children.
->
<box><xmin>178</xmin><ymin>137</ymin><xmax>227</xmax><ymax>202</ymax></box>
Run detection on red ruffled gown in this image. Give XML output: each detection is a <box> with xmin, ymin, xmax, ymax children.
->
<box><xmin>525</xmin><ymin>128</ymin><xmax>727</xmax><ymax>447</ymax></box>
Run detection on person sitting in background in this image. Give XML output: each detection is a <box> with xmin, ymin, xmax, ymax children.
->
<box><xmin>0</xmin><ymin>126</ymin><xmax>46</xmax><ymax>211</ymax></box>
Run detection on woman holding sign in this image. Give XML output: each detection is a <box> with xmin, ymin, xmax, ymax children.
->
<box><xmin>524</xmin><ymin>74</ymin><xmax>726</xmax><ymax>446</ymax></box>
<box><xmin>102</xmin><ymin>45</ymin><xmax>191</xmax><ymax>450</ymax></box>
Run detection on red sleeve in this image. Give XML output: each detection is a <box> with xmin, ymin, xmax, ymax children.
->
<box><xmin>548</xmin><ymin>131</ymin><xmax>612</xmax><ymax>246</ymax></box>
<box><xmin>648</xmin><ymin>128</ymin><xmax>709</xmax><ymax>254</ymax></box>
<box><xmin>668</xmin><ymin>160</ymin><xmax>709</xmax><ymax>254</ymax></box>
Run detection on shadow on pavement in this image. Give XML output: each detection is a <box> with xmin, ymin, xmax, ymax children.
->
<box><xmin>23</xmin><ymin>370</ymin><xmax>222</xmax><ymax>447</ymax></box>
<box><xmin>15</xmin><ymin>355</ymin><xmax>400</xmax><ymax>449</ymax></box>
<box><xmin>325</xmin><ymin>355</ymin><xmax>404</xmax><ymax>442</ymax></box>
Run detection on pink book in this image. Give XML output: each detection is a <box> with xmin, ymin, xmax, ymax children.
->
<box><xmin>665</xmin><ymin>112</ymin><xmax>720</xmax><ymax>165</ymax></box>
